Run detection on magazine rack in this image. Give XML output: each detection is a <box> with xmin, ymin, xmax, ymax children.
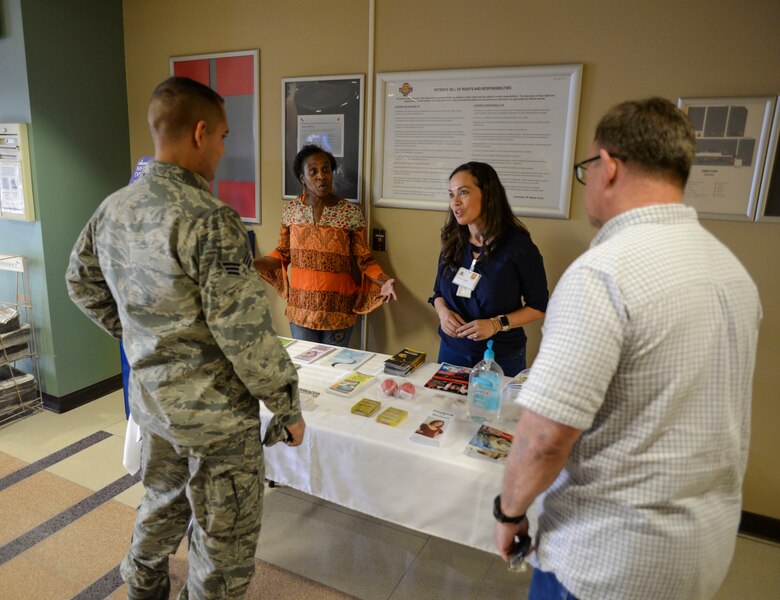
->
<box><xmin>0</xmin><ymin>254</ymin><xmax>43</xmax><ymax>426</ymax></box>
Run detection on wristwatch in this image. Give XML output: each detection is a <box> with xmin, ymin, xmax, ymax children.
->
<box><xmin>493</xmin><ymin>495</ymin><xmax>526</xmax><ymax>524</ymax></box>
<box><xmin>498</xmin><ymin>314</ymin><xmax>510</xmax><ymax>332</ymax></box>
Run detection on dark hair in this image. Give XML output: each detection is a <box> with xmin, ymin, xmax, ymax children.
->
<box><xmin>595</xmin><ymin>97</ymin><xmax>696</xmax><ymax>186</ymax></box>
<box><xmin>293</xmin><ymin>144</ymin><xmax>338</xmax><ymax>180</ymax></box>
<box><xmin>147</xmin><ymin>77</ymin><xmax>225</xmax><ymax>140</ymax></box>
<box><xmin>440</xmin><ymin>162</ymin><xmax>529</xmax><ymax>271</ymax></box>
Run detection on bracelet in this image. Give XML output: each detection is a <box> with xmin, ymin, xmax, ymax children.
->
<box><xmin>489</xmin><ymin>317</ymin><xmax>501</xmax><ymax>335</ymax></box>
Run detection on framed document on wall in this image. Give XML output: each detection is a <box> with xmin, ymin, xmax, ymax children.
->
<box><xmin>678</xmin><ymin>95</ymin><xmax>775</xmax><ymax>221</ymax></box>
<box><xmin>373</xmin><ymin>65</ymin><xmax>582</xmax><ymax>219</ymax></box>
<box><xmin>171</xmin><ymin>50</ymin><xmax>261</xmax><ymax>223</ymax></box>
<box><xmin>755</xmin><ymin>96</ymin><xmax>780</xmax><ymax>223</ymax></box>
<box><xmin>282</xmin><ymin>75</ymin><xmax>364</xmax><ymax>203</ymax></box>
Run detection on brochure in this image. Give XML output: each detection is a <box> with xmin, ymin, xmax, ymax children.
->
<box><xmin>424</xmin><ymin>362</ymin><xmax>471</xmax><ymax>396</ymax></box>
<box><xmin>298</xmin><ymin>387</ymin><xmax>320</xmax><ymax>411</ymax></box>
<box><xmin>463</xmin><ymin>424</ymin><xmax>514</xmax><ymax>463</ymax></box>
<box><xmin>507</xmin><ymin>368</ymin><xmax>530</xmax><ymax>388</ymax></box>
<box><xmin>326</xmin><ymin>347</ymin><xmax>375</xmax><ymax>371</ymax></box>
<box><xmin>328</xmin><ymin>371</ymin><xmax>375</xmax><ymax>396</ymax></box>
<box><xmin>292</xmin><ymin>344</ymin><xmax>335</xmax><ymax>364</ymax></box>
<box><xmin>384</xmin><ymin>347</ymin><xmax>427</xmax><ymax>376</ymax></box>
<box><xmin>410</xmin><ymin>408</ymin><xmax>455</xmax><ymax>447</ymax></box>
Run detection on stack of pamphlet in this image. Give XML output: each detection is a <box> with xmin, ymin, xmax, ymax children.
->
<box><xmin>410</xmin><ymin>408</ymin><xmax>455</xmax><ymax>447</ymax></box>
<box><xmin>325</xmin><ymin>348</ymin><xmax>375</xmax><ymax>371</ymax></box>
<box><xmin>291</xmin><ymin>344</ymin><xmax>335</xmax><ymax>365</ymax></box>
<box><xmin>463</xmin><ymin>424</ymin><xmax>514</xmax><ymax>463</ymax></box>
<box><xmin>424</xmin><ymin>362</ymin><xmax>470</xmax><ymax>396</ymax></box>
<box><xmin>328</xmin><ymin>372</ymin><xmax>375</xmax><ymax>397</ymax></box>
<box><xmin>384</xmin><ymin>347</ymin><xmax>426</xmax><ymax>376</ymax></box>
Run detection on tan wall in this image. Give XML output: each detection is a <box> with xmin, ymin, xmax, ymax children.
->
<box><xmin>123</xmin><ymin>0</ymin><xmax>780</xmax><ymax>518</ymax></box>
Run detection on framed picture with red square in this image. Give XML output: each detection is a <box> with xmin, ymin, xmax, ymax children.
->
<box><xmin>170</xmin><ymin>50</ymin><xmax>260</xmax><ymax>223</ymax></box>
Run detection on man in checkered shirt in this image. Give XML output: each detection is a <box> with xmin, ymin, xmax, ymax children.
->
<box><xmin>493</xmin><ymin>98</ymin><xmax>762</xmax><ymax>600</ymax></box>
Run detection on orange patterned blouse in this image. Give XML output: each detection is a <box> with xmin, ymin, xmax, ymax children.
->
<box><xmin>261</xmin><ymin>195</ymin><xmax>389</xmax><ymax>330</ymax></box>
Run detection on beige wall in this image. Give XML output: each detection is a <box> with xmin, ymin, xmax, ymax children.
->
<box><xmin>122</xmin><ymin>0</ymin><xmax>780</xmax><ymax>519</ymax></box>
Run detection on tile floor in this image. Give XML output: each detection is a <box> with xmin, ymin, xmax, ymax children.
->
<box><xmin>1</xmin><ymin>390</ymin><xmax>779</xmax><ymax>599</ymax></box>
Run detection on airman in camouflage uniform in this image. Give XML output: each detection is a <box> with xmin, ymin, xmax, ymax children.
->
<box><xmin>66</xmin><ymin>77</ymin><xmax>305</xmax><ymax>600</ymax></box>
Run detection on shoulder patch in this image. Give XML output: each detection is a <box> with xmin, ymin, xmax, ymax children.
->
<box><xmin>221</xmin><ymin>252</ymin><xmax>252</xmax><ymax>277</ymax></box>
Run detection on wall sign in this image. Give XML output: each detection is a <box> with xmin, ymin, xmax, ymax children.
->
<box><xmin>374</xmin><ymin>65</ymin><xmax>582</xmax><ymax>219</ymax></box>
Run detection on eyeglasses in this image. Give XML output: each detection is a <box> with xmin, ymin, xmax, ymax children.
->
<box><xmin>573</xmin><ymin>152</ymin><xmax>628</xmax><ymax>185</ymax></box>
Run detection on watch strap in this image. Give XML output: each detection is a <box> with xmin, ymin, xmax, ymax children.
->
<box><xmin>493</xmin><ymin>494</ymin><xmax>526</xmax><ymax>524</ymax></box>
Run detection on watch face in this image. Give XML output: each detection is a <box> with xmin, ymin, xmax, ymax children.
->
<box><xmin>499</xmin><ymin>315</ymin><xmax>510</xmax><ymax>328</ymax></box>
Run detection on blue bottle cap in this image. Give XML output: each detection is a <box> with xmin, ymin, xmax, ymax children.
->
<box><xmin>484</xmin><ymin>340</ymin><xmax>495</xmax><ymax>361</ymax></box>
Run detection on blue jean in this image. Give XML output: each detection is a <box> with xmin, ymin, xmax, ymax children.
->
<box><xmin>437</xmin><ymin>342</ymin><xmax>527</xmax><ymax>376</ymax></box>
<box><xmin>289</xmin><ymin>323</ymin><xmax>354</xmax><ymax>347</ymax></box>
<box><xmin>528</xmin><ymin>569</ymin><xmax>578</xmax><ymax>600</ymax></box>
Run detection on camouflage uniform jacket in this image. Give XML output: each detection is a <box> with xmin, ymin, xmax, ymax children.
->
<box><xmin>66</xmin><ymin>161</ymin><xmax>301</xmax><ymax>448</ymax></box>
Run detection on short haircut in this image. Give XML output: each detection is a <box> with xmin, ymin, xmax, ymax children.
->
<box><xmin>147</xmin><ymin>77</ymin><xmax>225</xmax><ymax>141</ymax></box>
<box><xmin>293</xmin><ymin>145</ymin><xmax>338</xmax><ymax>179</ymax></box>
<box><xmin>595</xmin><ymin>97</ymin><xmax>696</xmax><ymax>186</ymax></box>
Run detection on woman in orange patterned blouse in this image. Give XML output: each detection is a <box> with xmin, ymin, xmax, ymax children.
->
<box><xmin>255</xmin><ymin>145</ymin><xmax>397</xmax><ymax>346</ymax></box>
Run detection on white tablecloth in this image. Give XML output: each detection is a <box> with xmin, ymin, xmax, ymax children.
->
<box><xmin>262</xmin><ymin>341</ymin><xmax>520</xmax><ymax>554</ymax></box>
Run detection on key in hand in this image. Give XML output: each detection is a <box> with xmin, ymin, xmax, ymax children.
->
<box><xmin>507</xmin><ymin>533</ymin><xmax>532</xmax><ymax>573</ymax></box>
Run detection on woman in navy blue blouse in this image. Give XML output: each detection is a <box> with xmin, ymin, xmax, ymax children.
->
<box><xmin>429</xmin><ymin>162</ymin><xmax>549</xmax><ymax>376</ymax></box>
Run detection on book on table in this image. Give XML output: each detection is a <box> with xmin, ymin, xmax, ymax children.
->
<box><xmin>463</xmin><ymin>424</ymin><xmax>514</xmax><ymax>463</ymax></box>
<box><xmin>328</xmin><ymin>371</ymin><xmax>375</xmax><ymax>396</ymax></box>
<box><xmin>325</xmin><ymin>347</ymin><xmax>375</xmax><ymax>371</ymax></box>
<box><xmin>423</xmin><ymin>362</ymin><xmax>471</xmax><ymax>396</ymax></box>
<box><xmin>384</xmin><ymin>347</ymin><xmax>427</xmax><ymax>376</ymax></box>
<box><xmin>292</xmin><ymin>344</ymin><xmax>335</xmax><ymax>364</ymax></box>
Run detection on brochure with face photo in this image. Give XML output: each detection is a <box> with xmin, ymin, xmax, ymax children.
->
<box><xmin>410</xmin><ymin>408</ymin><xmax>455</xmax><ymax>447</ymax></box>
<box><xmin>292</xmin><ymin>344</ymin><xmax>336</xmax><ymax>364</ymax></box>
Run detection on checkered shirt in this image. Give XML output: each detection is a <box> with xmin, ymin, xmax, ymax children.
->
<box><xmin>518</xmin><ymin>204</ymin><xmax>762</xmax><ymax>600</ymax></box>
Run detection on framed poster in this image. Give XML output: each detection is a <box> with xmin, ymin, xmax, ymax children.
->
<box><xmin>373</xmin><ymin>65</ymin><xmax>582</xmax><ymax>219</ymax></box>
<box><xmin>0</xmin><ymin>123</ymin><xmax>35</xmax><ymax>221</ymax></box>
<box><xmin>755</xmin><ymin>96</ymin><xmax>780</xmax><ymax>223</ymax></box>
<box><xmin>171</xmin><ymin>50</ymin><xmax>261</xmax><ymax>223</ymax></box>
<box><xmin>282</xmin><ymin>75</ymin><xmax>364</xmax><ymax>203</ymax></box>
<box><xmin>678</xmin><ymin>95</ymin><xmax>775</xmax><ymax>221</ymax></box>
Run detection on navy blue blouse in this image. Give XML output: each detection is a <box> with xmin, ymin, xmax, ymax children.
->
<box><xmin>429</xmin><ymin>227</ymin><xmax>548</xmax><ymax>360</ymax></box>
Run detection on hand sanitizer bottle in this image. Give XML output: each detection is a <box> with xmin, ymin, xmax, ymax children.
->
<box><xmin>466</xmin><ymin>340</ymin><xmax>504</xmax><ymax>423</ymax></box>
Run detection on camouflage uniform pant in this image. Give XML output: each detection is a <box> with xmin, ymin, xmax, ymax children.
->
<box><xmin>120</xmin><ymin>426</ymin><xmax>264</xmax><ymax>599</ymax></box>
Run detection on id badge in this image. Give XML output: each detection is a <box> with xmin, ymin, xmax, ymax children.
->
<box><xmin>456</xmin><ymin>285</ymin><xmax>472</xmax><ymax>298</ymax></box>
<box><xmin>453</xmin><ymin>267</ymin><xmax>481</xmax><ymax>290</ymax></box>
